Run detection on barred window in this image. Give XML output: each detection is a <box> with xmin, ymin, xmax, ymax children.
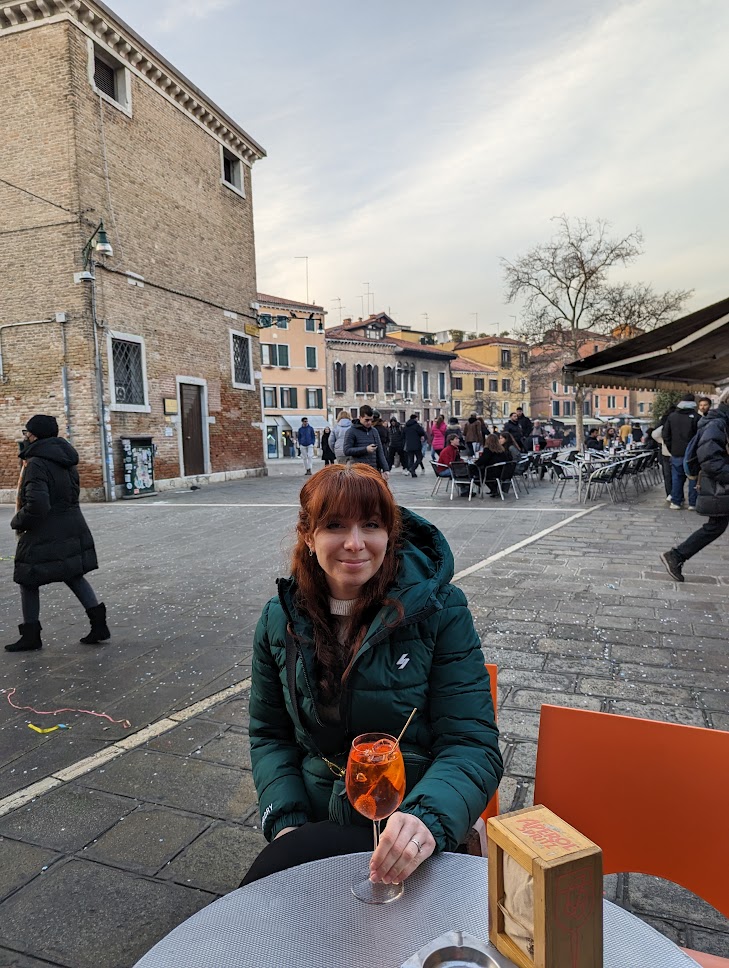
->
<box><xmin>230</xmin><ymin>331</ymin><xmax>253</xmax><ymax>388</ymax></box>
<box><xmin>232</xmin><ymin>334</ymin><xmax>252</xmax><ymax>386</ymax></box>
<box><xmin>111</xmin><ymin>338</ymin><xmax>145</xmax><ymax>406</ymax></box>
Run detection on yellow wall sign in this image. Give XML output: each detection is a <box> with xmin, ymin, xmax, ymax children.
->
<box><xmin>245</xmin><ymin>322</ymin><xmax>259</xmax><ymax>338</ymax></box>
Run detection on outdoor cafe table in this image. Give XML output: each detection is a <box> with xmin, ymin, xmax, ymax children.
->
<box><xmin>134</xmin><ymin>852</ymin><xmax>700</xmax><ymax>968</ymax></box>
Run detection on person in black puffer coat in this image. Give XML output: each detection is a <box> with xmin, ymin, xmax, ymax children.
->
<box><xmin>661</xmin><ymin>387</ymin><xmax>729</xmax><ymax>582</ymax></box>
<box><xmin>388</xmin><ymin>418</ymin><xmax>407</xmax><ymax>470</ymax></box>
<box><xmin>5</xmin><ymin>414</ymin><xmax>109</xmax><ymax>652</ymax></box>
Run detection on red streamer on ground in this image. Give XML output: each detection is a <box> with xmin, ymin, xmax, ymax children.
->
<box><xmin>3</xmin><ymin>688</ymin><xmax>131</xmax><ymax>728</ymax></box>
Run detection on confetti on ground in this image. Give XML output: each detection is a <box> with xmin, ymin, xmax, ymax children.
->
<box><xmin>28</xmin><ymin>724</ymin><xmax>70</xmax><ymax>734</ymax></box>
<box><xmin>3</xmin><ymin>688</ymin><xmax>132</xmax><ymax>728</ymax></box>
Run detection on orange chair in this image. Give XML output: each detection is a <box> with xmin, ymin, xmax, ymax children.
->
<box><xmin>534</xmin><ymin>704</ymin><xmax>729</xmax><ymax>967</ymax></box>
<box><xmin>470</xmin><ymin>663</ymin><xmax>499</xmax><ymax>854</ymax></box>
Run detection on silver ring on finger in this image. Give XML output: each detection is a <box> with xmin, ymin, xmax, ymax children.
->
<box><xmin>410</xmin><ymin>838</ymin><xmax>422</xmax><ymax>854</ymax></box>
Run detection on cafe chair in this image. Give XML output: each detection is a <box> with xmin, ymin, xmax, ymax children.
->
<box><xmin>467</xmin><ymin>663</ymin><xmax>500</xmax><ymax>856</ymax></box>
<box><xmin>533</xmin><ymin>704</ymin><xmax>729</xmax><ymax>967</ymax></box>
<box><xmin>429</xmin><ymin>459</ymin><xmax>453</xmax><ymax>498</ymax></box>
<box><xmin>449</xmin><ymin>459</ymin><xmax>478</xmax><ymax>501</ymax></box>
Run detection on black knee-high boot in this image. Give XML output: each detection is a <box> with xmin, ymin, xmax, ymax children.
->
<box><xmin>80</xmin><ymin>603</ymin><xmax>110</xmax><ymax>644</ymax></box>
<box><xmin>5</xmin><ymin>622</ymin><xmax>43</xmax><ymax>652</ymax></box>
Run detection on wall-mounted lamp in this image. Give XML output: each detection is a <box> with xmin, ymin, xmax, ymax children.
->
<box><xmin>82</xmin><ymin>220</ymin><xmax>113</xmax><ymax>268</ymax></box>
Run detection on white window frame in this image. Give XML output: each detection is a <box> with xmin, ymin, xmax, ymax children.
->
<box><xmin>221</xmin><ymin>145</ymin><xmax>245</xmax><ymax>197</ymax></box>
<box><xmin>261</xmin><ymin>343</ymin><xmax>290</xmax><ymax>368</ymax></box>
<box><xmin>305</xmin><ymin>345</ymin><xmax>318</xmax><ymax>369</ymax></box>
<box><xmin>262</xmin><ymin>386</ymin><xmax>277</xmax><ymax>409</ymax></box>
<box><xmin>502</xmin><ymin>401</ymin><xmax>511</xmax><ymax>416</ymax></box>
<box><xmin>107</xmin><ymin>331</ymin><xmax>150</xmax><ymax>413</ymax></box>
<box><xmin>87</xmin><ymin>40</ymin><xmax>132</xmax><ymax>117</ymax></box>
<box><xmin>229</xmin><ymin>329</ymin><xmax>254</xmax><ymax>390</ymax></box>
<box><xmin>305</xmin><ymin>317</ymin><xmax>316</xmax><ymax>333</ymax></box>
<box><xmin>607</xmin><ymin>395</ymin><xmax>616</xmax><ymax>409</ymax></box>
<box><xmin>306</xmin><ymin>387</ymin><xmax>323</xmax><ymax>410</ymax></box>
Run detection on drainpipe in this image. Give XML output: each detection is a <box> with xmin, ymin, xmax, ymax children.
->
<box><xmin>88</xmin><ymin>257</ymin><xmax>116</xmax><ymax>501</ymax></box>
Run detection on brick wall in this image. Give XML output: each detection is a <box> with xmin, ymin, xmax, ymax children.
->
<box><xmin>0</xmin><ymin>18</ymin><xmax>264</xmax><ymax>498</ymax></box>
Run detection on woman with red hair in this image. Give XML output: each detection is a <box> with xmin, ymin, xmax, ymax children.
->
<box><xmin>244</xmin><ymin>463</ymin><xmax>502</xmax><ymax>886</ymax></box>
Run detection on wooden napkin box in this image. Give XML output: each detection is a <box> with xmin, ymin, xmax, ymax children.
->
<box><xmin>487</xmin><ymin>805</ymin><xmax>603</xmax><ymax>968</ymax></box>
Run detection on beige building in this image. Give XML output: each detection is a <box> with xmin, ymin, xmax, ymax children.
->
<box><xmin>326</xmin><ymin>315</ymin><xmax>455</xmax><ymax>424</ymax></box>
<box><xmin>439</xmin><ymin>336</ymin><xmax>530</xmax><ymax>422</ymax></box>
<box><xmin>257</xmin><ymin>294</ymin><xmax>327</xmax><ymax>458</ymax></box>
<box><xmin>449</xmin><ymin>358</ymin><xmax>499</xmax><ymax>422</ymax></box>
<box><xmin>0</xmin><ymin>0</ymin><xmax>266</xmax><ymax>499</ymax></box>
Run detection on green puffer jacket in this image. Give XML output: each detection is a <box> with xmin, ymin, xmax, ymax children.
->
<box><xmin>249</xmin><ymin>508</ymin><xmax>502</xmax><ymax>852</ymax></box>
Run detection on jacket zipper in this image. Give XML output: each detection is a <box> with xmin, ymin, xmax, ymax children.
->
<box><xmin>339</xmin><ymin>600</ymin><xmax>441</xmax><ymax>732</ymax></box>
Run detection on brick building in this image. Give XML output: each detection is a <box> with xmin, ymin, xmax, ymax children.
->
<box><xmin>0</xmin><ymin>0</ymin><xmax>266</xmax><ymax>500</ymax></box>
<box><xmin>257</xmin><ymin>294</ymin><xmax>327</xmax><ymax>458</ymax></box>
<box><xmin>325</xmin><ymin>315</ymin><xmax>455</xmax><ymax>425</ymax></box>
<box><xmin>531</xmin><ymin>331</ymin><xmax>656</xmax><ymax>427</ymax></box>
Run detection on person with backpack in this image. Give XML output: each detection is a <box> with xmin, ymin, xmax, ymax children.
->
<box><xmin>662</xmin><ymin>393</ymin><xmax>700</xmax><ymax>509</ymax></box>
<box><xmin>661</xmin><ymin>387</ymin><xmax>729</xmax><ymax>581</ymax></box>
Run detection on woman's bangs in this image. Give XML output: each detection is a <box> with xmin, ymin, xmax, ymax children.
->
<box><xmin>311</xmin><ymin>468</ymin><xmax>395</xmax><ymax>532</ymax></box>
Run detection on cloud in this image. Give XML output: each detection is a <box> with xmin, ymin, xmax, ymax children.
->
<box><xmin>153</xmin><ymin>0</ymin><xmax>238</xmax><ymax>33</ymax></box>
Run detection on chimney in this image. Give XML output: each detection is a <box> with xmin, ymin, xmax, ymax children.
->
<box><xmin>343</xmin><ymin>317</ymin><xmax>352</xmax><ymax>327</ymax></box>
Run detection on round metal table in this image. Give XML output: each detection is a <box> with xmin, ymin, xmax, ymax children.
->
<box><xmin>134</xmin><ymin>852</ymin><xmax>700</xmax><ymax>968</ymax></box>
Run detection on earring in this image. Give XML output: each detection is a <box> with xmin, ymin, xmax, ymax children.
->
<box><xmin>309</xmin><ymin>548</ymin><xmax>314</xmax><ymax>557</ymax></box>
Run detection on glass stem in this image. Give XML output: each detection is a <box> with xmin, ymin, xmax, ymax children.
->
<box><xmin>373</xmin><ymin>819</ymin><xmax>380</xmax><ymax>852</ymax></box>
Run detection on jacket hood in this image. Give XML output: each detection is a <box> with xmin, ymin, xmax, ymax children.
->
<box><xmin>406</xmin><ymin>417</ymin><xmax>419</xmax><ymax>426</ymax></box>
<box><xmin>698</xmin><ymin>403</ymin><xmax>729</xmax><ymax>431</ymax></box>
<box><xmin>276</xmin><ymin>507</ymin><xmax>453</xmax><ymax>639</ymax></box>
<box><xmin>677</xmin><ymin>400</ymin><xmax>697</xmax><ymax>410</ymax></box>
<box><xmin>23</xmin><ymin>436</ymin><xmax>78</xmax><ymax>468</ymax></box>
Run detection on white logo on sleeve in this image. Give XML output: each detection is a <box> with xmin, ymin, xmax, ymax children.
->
<box><xmin>396</xmin><ymin>653</ymin><xmax>410</xmax><ymax>670</ymax></box>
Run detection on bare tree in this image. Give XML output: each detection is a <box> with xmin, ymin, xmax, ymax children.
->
<box><xmin>502</xmin><ymin>215</ymin><xmax>692</xmax><ymax>443</ymax></box>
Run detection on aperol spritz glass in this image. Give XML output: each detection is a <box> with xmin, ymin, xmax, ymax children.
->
<box><xmin>345</xmin><ymin>731</ymin><xmax>406</xmax><ymax>904</ymax></box>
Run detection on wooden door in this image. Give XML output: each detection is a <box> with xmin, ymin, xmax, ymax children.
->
<box><xmin>180</xmin><ymin>383</ymin><xmax>205</xmax><ymax>476</ymax></box>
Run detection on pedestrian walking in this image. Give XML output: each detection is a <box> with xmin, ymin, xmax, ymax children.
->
<box><xmin>297</xmin><ymin>417</ymin><xmax>316</xmax><ymax>475</ymax></box>
<box><xmin>241</xmin><ymin>463</ymin><xmax>502</xmax><ymax>884</ymax></box>
<box><xmin>502</xmin><ymin>412</ymin><xmax>525</xmax><ymax>451</ymax></box>
<box><xmin>661</xmin><ymin>387</ymin><xmax>729</xmax><ymax>581</ymax></box>
<box><xmin>343</xmin><ymin>405</ymin><xmax>390</xmax><ymax>477</ymax></box>
<box><xmin>515</xmin><ymin>407</ymin><xmax>533</xmax><ymax>442</ymax></box>
<box><xmin>430</xmin><ymin>415</ymin><xmax>447</xmax><ymax>458</ymax></box>
<box><xmin>320</xmin><ymin>427</ymin><xmax>336</xmax><ymax>466</ymax></box>
<box><xmin>463</xmin><ymin>413</ymin><xmax>484</xmax><ymax>457</ymax></box>
<box><xmin>372</xmin><ymin>411</ymin><xmax>390</xmax><ymax>454</ymax></box>
<box><xmin>5</xmin><ymin>415</ymin><xmax>109</xmax><ymax>653</ymax></box>
<box><xmin>651</xmin><ymin>409</ymin><xmax>675</xmax><ymax>500</ymax></box>
<box><xmin>388</xmin><ymin>417</ymin><xmax>408</xmax><ymax>471</ymax></box>
<box><xmin>663</xmin><ymin>393</ymin><xmax>700</xmax><ymax>509</ymax></box>
<box><xmin>446</xmin><ymin>416</ymin><xmax>466</xmax><ymax>451</ymax></box>
<box><xmin>332</xmin><ymin>411</ymin><xmax>353</xmax><ymax>465</ymax></box>
<box><xmin>403</xmin><ymin>414</ymin><xmax>426</xmax><ymax>477</ymax></box>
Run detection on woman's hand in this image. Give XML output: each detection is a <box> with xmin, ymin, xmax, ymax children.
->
<box><xmin>274</xmin><ymin>826</ymin><xmax>298</xmax><ymax>840</ymax></box>
<box><xmin>369</xmin><ymin>812</ymin><xmax>435</xmax><ymax>884</ymax></box>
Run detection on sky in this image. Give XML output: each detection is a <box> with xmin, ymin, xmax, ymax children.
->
<box><xmin>110</xmin><ymin>0</ymin><xmax>729</xmax><ymax>334</ymax></box>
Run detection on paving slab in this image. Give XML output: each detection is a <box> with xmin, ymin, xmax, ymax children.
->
<box><xmin>159</xmin><ymin>821</ymin><xmax>267</xmax><ymax>894</ymax></box>
<box><xmin>82</xmin><ymin>805</ymin><xmax>209</xmax><ymax>876</ymax></box>
<box><xmin>0</xmin><ymin>788</ymin><xmax>136</xmax><ymax>852</ymax></box>
<box><xmin>0</xmin><ymin>840</ymin><xmax>59</xmax><ymax>902</ymax></box>
<box><xmin>0</xmin><ymin>859</ymin><xmax>212</xmax><ymax>968</ymax></box>
<box><xmin>77</xmin><ymin>749</ymin><xmax>258</xmax><ymax>820</ymax></box>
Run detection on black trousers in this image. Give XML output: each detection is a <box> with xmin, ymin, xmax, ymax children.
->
<box><xmin>388</xmin><ymin>447</ymin><xmax>407</xmax><ymax>469</ymax></box>
<box><xmin>675</xmin><ymin>515</ymin><xmax>728</xmax><ymax>561</ymax></box>
<box><xmin>661</xmin><ymin>455</ymin><xmax>672</xmax><ymax>496</ymax></box>
<box><xmin>240</xmin><ymin>822</ymin><xmax>373</xmax><ymax>886</ymax></box>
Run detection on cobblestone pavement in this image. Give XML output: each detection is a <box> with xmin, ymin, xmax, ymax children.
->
<box><xmin>0</xmin><ymin>460</ymin><xmax>727</xmax><ymax>966</ymax></box>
